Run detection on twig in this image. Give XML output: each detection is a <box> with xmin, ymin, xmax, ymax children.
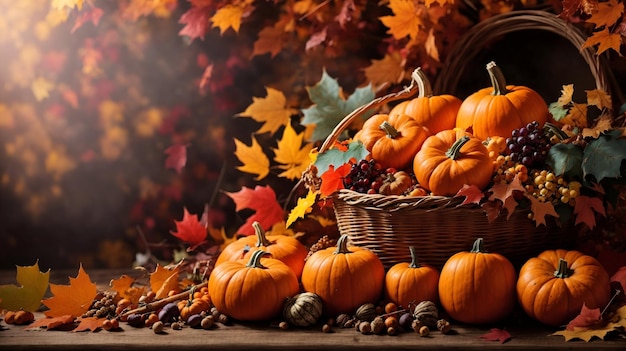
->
<box><xmin>121</xmin><ymin>281</ymin><xmax>208</xmax><ymax>317</ymax></box>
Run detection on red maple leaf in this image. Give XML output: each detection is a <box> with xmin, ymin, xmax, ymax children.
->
<box><xmin>224</xmin><ymin>185</ymin><xmax>285</xmax><ymax>236</ymax></box>
<box><xmin>71</xmin><ymin>6</ymin><xmax>104</xmax><ymax>34</ymax></box>
<box><xmin>454</xmin><ymin>184</ymin><xmax>484</xmax><ymax>206</ymax></box>
<box><xmin>26</xmin><ymin>315</ymin><xmax>75</xmax><ymax>330</ymax></box>
<box><xmin>170</xmin><ymin>207</ymin><xmax>207</xmax><ymax>246</ymax></box>
<box><xmin>74</xmin><ymin>317</ymin><xmax>105</xmax><ymax>332</ymax></box>
<box><xmin>566</xmin><ymin>303</ymin><xmax>603</xmax><ymax>331</ymax></box>
<box><xmin>574</xmin><ymin>195</ymin><xmax>606</xmax><ymax>230</ymax></box>
<box><xmin>488</xmin><ymin>174</ymin><xmax>525</xmax><ymax>203</ymax></box>
<box><xmin>178</xmin><ymin>5</ymin><xmax>211</xmax><ymax>41</ymax></box>
<box><xmin>164</xmin><ymin>143</ymin><xmax>188</xmax><ymax>174</ymax></box>
<box><xmin>479</xmin><ymin>328</ymin><xmax>512</xmax><ymax>343</ymax></box>
<box><xmin>319</xmin><ymin>163</ymin><xmax>350</xmax><ymax>197</ymax></box>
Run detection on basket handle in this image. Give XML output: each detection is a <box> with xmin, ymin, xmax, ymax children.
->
<box><xmin>318</xmin><ymin>68</ymin><xmax>423</xmax><ymax>153</ymax></box>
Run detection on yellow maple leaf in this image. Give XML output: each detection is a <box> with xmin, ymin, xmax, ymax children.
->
<box><xmin>150</xmin><ymin>264</ymin><xmax>179</xmax><ymax>300</ymax></box>
<box><xmin>582</xmin><ymin>27</ymin><xmax>622</xmax><ymax>55</ymax></box>
<box><xmin>363</xmin><ymin>52</ymin><xmax>407</xmax><ymax>87</ymax></box>
<box><xmin>557</xmin><ymin>84</ymin><xmax>574</xmax><ymax>106</ymax></box>
<box><xmin>582</xmin><ymin>114</ymin><xmax>613</xmax><ymax>138</ymax></box>
<box><xmin>238</xmin><ymin>87</ymin><xmax>297</xmax><ymax>135</ymax></box>
<box><xmin>561</xmin><ymin>103</ymin><xmax>588</xmax><ymax>128</ymax></box>
<box><xmin>586</xmin><ymin>0</ymin><xmax>624</xmax><ymax>28</ymax></box>
<box><xmin>211</xmin><ymin>4</ymin><xmax>244</xmax><ymax>34</ymax></box>
<box><xmin>31</xmin><ymin>77</ymin><xmax>54</xmax><ymax>101</ymax></box>
<box><xmin>586</xmin><ymin>89</ymin><xmax>612</xmax><ymax>110</ymax></box>
<box><xmin>272</xmin><ymin>123</ymin><xmax>313</xmax><ymax>180</ymax></box>
<box><xmin>0</xmin><ymin>261</ymin><xmax>50</xmax><ymax>312</ymax></box>
<box><xmin>109</xmin><ymin>275</ymin><xmax>146</xmax><ymax>305</ymax></box>
<box><xmin>43</xmin><ymin>264</ymin><xmax>97</xmax><ymax>318</ymax></box>
<box><xmin>380</xmin><ymin>0</ymin><xmax>422</xmax><ymax>40</ymax></box>
<box><xmin>286</xmin><ymin>189</ymin><xmax>318</xmax><ymax>227</ymax></box>
<box><xmin>234</xmin><ymin>136</ymin><xmax>270</xmax><ymax>180</ymax></box>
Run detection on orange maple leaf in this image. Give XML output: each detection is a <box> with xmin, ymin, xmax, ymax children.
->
<box><xmin>380</xmin><ymin>0</ymin><xmax>422</xmax><ymax>40</ymax></box>
<box><xmin>74</xmin><ymin>317</ymin><xmax>105</xmax><ymax>332</ymax></box>
<box><xmin>42</xmin><ymin>265</ymin><xmax>97</xmax><ymax>318</ymax></box>
<box><xmin>586</xmin><ymin>0</ymin><xmax>624</xmax><ymax>28</ymax></box>
<box><xmin>150</xmin><ymin>264</ymin><xmax>180</xmax><ymax>300</ymax></box>
<box><xmin>526</xmin><ymin>195</ymin><xmax>559</xmax><ymax>227</ymax></box>
<box><xmin>109</xmin><ymin>274</ymin><xmax>146</xmax><ymax>305</ymax></box>
<box><xmin>454</xmin><ymin>184</ymin><xmax>484</xmax><ymax>205</ymax></box>
<box><xmin>252</xmin><ymin>24</ymin><xmax>284</xmax><ymax>58</ymax></box>
<box><xmin>582</xmin><ymin>27</ymin><xmax>622</xmax><ymax>55</ymax></box>
<box><xmin>363</xmin><ymin>52</ymin><xmax>407</xmax><ymax>87</ymax></box>
<box><xmin>319</xmin><ymin>163</ymin><xmax>351</xmax><ymax>197</ymax></box>
<box><xmin>26</xmin><ymin>314</ymin><xmax>75</xmax><ymax>330</ymax></box>
<box><xmin>211</xmin><ymin>4</ymin><xmax>245</xmax><ymax>34</ymax></box>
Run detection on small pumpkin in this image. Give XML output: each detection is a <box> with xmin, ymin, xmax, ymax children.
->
<box><xmin>438</xmin><ymin>238</ymin><xmax>517</xmax><ymax>325</ymax></box>
<box><xmin>379</xmin><ymin>171</ymin><xmax>413</xmax><ymax>195</ymax></box>
<box><xmin>388</xmin><ymin>68</ymin><xmax>462</xmax><ymax>134</ymax></box>
<box><xmin>301</xmin><ymin>234</ymin><xmax>385</xmax><ymax>316</ymax></box>
<box><xmin>354</xmin><ymin>113</ymin><xmax>431</xmax><ymax>170</ymax></box>
<box><xmin>208</xmin><ymin>250</ymin><xmax>299</xmax><ymax>321</ymax></box>
<box><xmin>215</xmin><ymin>221</ymin><xmax>308</xmax><ymax>278</ymax></box>
<box><xmin>283</xmin><ymin>292</ymin><xmax>323</xmax><ymax>327</ymax></box>
<box><xmin>516</xmin><ymin>249</ymin><xmax>611</xmax><ymax>327</ymax></box>
<box><xmin>384</xmin><ymin>246</ymin><xmax>440</xmax><ymax>309</ymax></box>
<box><xmin>413</xmin><ymin>129</ymin><xmax>493</xmax><ymax>196</ymax></box>
<box><xmin>455</xmin><ymin>61</ymin><xmax>549</xmax><ymax>140</ymax></box>
<box><xmin>177</xmin><ymin>290</ymin><xmax>211</xmax><ymax>322</ymax></box>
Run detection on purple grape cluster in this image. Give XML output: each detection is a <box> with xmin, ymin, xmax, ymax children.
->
<box><xmin>343</xmin><ymin>159</ymin><xmax>389</xmax><ymax>194</ymax></box>
<box><xmin>506</xmin><ymin>121</ymin><xmax>551</xmax><ymax>167</ymax></box>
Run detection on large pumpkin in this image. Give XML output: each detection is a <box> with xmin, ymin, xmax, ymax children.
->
<box><xmin>384</xmin><ymin>246</ymin><xmax>440</xmax><ymax>309</ymax></box>
<box><xmin>208</xmin><ymin>250</ymin><xmax>299</xmax><ymax>321</ymax></box>
<box><xmin>388</xmin><ymin>67</ymin><xmax>461</xmax><ymax>134</ymax></box>
<box><xmin>413</xmin><ymin>129</ymin><xmax>493</xmax><ymax>196</ymax></box>
<box><xmin>301</xmin><ymin>234</ymin><xmax>385</xmax><ymax>316</ymax></box>
<box><xmin>438</xmin><ymin>238</ymin><xmax>517</xmax><ymax>325</ymax></box>
<box><xmin>215</xmin><ymin>221</ymin><xmax>308</xmax><ymax>278</ymax></box>
<box><xmin>354</xmin><ymin>113</ymin><xmax>431</xmax><ymax>170</ymax></box>
<box><xmin>455</xmin><ymin>61</ymin><xmax>549</xmax><ymax>140</ymax></box>
<box><xmin>516</xmin><ymin>249</ymin><xmax>611</xmax><ymax>327</ymax></box>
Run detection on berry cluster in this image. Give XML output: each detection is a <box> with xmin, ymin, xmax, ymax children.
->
<box><xmin>343</xmin><ymin>159</ymin><xmax>391</xmax><ymax>194</ymax></box>
<box><xmin>525</xmin><ymin>170</ymin><xmax>581</xmax><ymax>206</ymax></box>
<box><xmin>506</xmin><ymin>121</ymin><xmax>551</xmax><ymax>168</ymax></box>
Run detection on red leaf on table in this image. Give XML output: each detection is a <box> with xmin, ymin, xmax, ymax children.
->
<box><xmin>225</xmin><ymin>185</ymin><xmax>285</xmax><ymax>236</ymax></box>
<box><xmin>479</xmin><ymin>328</ymin><xmax>511</xmax><ymax>343</ymax></box>
<box><xmin>164</xmin><ymin>143</ymin><xmax>188</xmax><ymax>174</ymax></box>
<box><xmin>574</xmin><ymin>195</ymin><xmax>606</xmax><ymax>230</ymax></box>
<box><xmin>26</xmin><ymin>315</ymin><xmax>75</xmax><ymax>330</ymax></box>
<box><xmin>566</xmin><ymin>303</ymin><xmax>603</xmax><ymax>331</ymax></box>
<box><xmin>454</xmin><ymin>184</ymin><xmax>484</xmax><ymax>206</ymax></box>
<box><xmin>74</xmin><ymin>317</ymin><xmax>105</xmax><ymax>332</ymax></box>
<box><xmin>319</xmin><ymin>163</ymin><xmax>350</xmax><ymax>197</ymax></box>
<box><xmin>170</xmin><ymin>207</ymin><xmax>207</xmax><ymax>246</ymax></box>
<box><xmin>179</xmin><ymin>5</ymin><xmax>211</xmax><ymax>41</ymax></box>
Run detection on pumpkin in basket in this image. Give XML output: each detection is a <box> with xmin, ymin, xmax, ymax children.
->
<box><xmin>516</xmin><ymin>249</ymin><xmax>611</xmax><ymax>327</ymax></box>
<box><xmin>388</xmin><ymin>67</ymin><xmax>462</xmax><ymax>134</ymax></box>
<box><xmin>354</xmin><ymin>113</ymin><xmax>431</xmax><ymax>170</ymax></box>
<box><xmin>301</xmin><ymin>234</ymin><xmax>385</xmax><ymax>316</ymax></box>
<box><xmin>413</xmin><ymin>129</ymin><xmax>492</xmax><ymax>196</ymax></box>
<box><xmin>455</xmin><ymin>61</ymin><xmax>549</xmax><ymax>140</ymax></box>
<box><xmin>214</xmin><ymin>221</ymin><xmax>308</xmax><ymax>278</ymax></box>
<box><xmin>438</xmin><ymin>238</ymin><xmax>517</xmax><ymax>325</ymax></box>
<box><xmin>384</xmin><ymin>246</ymin><xmax>440</xmax><ymax>309</ymax></box>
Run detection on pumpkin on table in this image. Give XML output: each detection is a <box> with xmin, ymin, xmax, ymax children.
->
<box><xmin>208</xmin><ymin>250</ymin><xmax>299</xmax><ymax>321</ymax></box>
<box><xmin>301</xmin><ymin>234</ymin><xmax>385</xmax><ymax>316</ymax></box>
<box><xmin>177</xmin><ymin>287</ymin><xmax>211</xmax><ymax>322</ymax></box>
<box><xmin>455</xmin><ymin>61</ymin><xmax>549</xmax><ymax>140</ymax></box>
<box><xmin>438</xmin><ymin>238</ymin><xmax>517</xmax><ymax>325</ymax></box>
<box><xmin>214</xmin><ymin>221</ymin><xmax>308</xmax><ymax>278</ymax></box>
<box><xmin>384</xmin><ymin>246</ymin><xmax>440</xmax><ymax>309</ymax></box>
<box><xmin>516</xmin><ymin>249</ymin><xmax>611</xmax><ymax>327</ymax></box>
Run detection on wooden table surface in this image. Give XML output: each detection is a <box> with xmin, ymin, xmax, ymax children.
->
<box><xmin>1</xmin><ymin>269</ymin><xmax>625</xmax><ymax>350</ymax></box>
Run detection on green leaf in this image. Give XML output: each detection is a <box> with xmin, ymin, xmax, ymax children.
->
<box><xmin>315</xmin><ymin>140</ymin><xmax>369</xmax><ymax>175</ymax></box>
<box><xmin>546</xmin><ymin>143</ymin><xmax>583</xmax><ymax>179</ymax></box>
<box><xmin>549</xmin><ymin>102</ymin><xmax>569</xmax><ymax>121</ymax></box>
<box><xmin>301</xmin><ymin>69</ymin><xmax>375</xmax><ymax>142</ymax></box>
<box><xmin>582</xmin><ymin>130</ymin><xmax>626</xmax><ymax>182</ymax></box>
<box><xmin>0</xmin><ymin>261</ymin><xmax>50</xmax><ymax>312</ymax></box>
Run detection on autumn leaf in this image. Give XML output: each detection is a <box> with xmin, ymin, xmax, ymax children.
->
<box><xmin>211</xmin><ymin>4</ymin><xmax>244</xmax><ymax>34</ymax></box>
<box><xmin>42</xmin><ymin>265</ymin><xmax>97</xmax><ymax>318</ymax></box>
<box><xmin>233</xmin><ymin>136</ymin><xmax>270</xmax><ymax>180</ymax></box>
<box><xmin>380</xmin><ymin>0</ymin><xmax>421</xmax><ymax>40</ymax></box>
<box><xmin>561</xmin><ymin>102</ymin><xmax>588</xmax><ymax>128</ymax></box>
<box><xmin>74</xmin><ymin>317</ymin><xmax>105</xmax><ymax>332</ymax></box>
<box><xmin>582</xmin><ymin>114</ymin><xmax>612</xmax><ymax>138</ymax></box>
<box><xmin>314</xmin><ymin>140</ymin><xmax>369</xmax><ymax>175</ymax></box>
<box><xmin>586</xmin><ymin>0</ymin><xmax>624</xmax><ymax>28</ymax></box>
<box><xmin>319</xmin><ymin>163</ymin><xmax>351</xmax><ymax>197</ymax></box>
<box><xmin>26</xmin><ymin>314</ymin><xmax>75</xmax><ymax>330</ymax></box>
<box><xmin>0</xmin><ymin>261</ymin><xmax>50</xmax><ymax>312</ymax></box>
<box><xmin>164</xmin><ymin>143</ymin><xmax>188</xmax><ymax>174</ymax></box>
<box><xmin>363</xmin><ymin>52</ymin><xmax>407</xmax><ymax>87</ymax></box>
<box><xmin>170</xmin><ymin>207</ymin><xmax>207</xmax><ymax>247</ymax></box>
<box><xmin>286</xmin><ymin>189</ymin><xmax>318</xmax><ymax>227</ymax></box>
<box><xmin>179</xmin><ymin>5</ymin><xmax>210</xmax><ymax>41</ymax></box>
<box><xmin>479</xmin><ymin>328</ymin><xmax>511</xmax><ymax>343</ymax></box>
<box><xmin>566</xmin><ymin>303</ymin><xmax>602</xmax><ymax>330</ymax></box>
<box><xmin>557</xmin><ymin>84</ymin><xmax>574</xmax><ymax>106</ymax></box>
<box><xmin>488</xmin><ymin>174</ymin><xmax>526</xmax><ymax>204</ymax></box>
<box><xmin>150</xmin><ymin>264</ymin><xmax>180</xmax><ymax>300</ymax></box>
<box><xmin>455</xmin><ymin>184</ymin><xmax>485</xmax><ymax>206</ymax></box>
<box><xmin>31</xmin><ymin>76</ymin><xmax>55</xmax><ymax>101</ymax></box>
<box><xmin>238</xmin><ymin>87</ymin><xmax>298</xmax><ymax>136</ymax></box>
<box><xmin>109</xmin><ymin>274</ymin><xmax>145</xmax><ymax>305</ymax></box>
<box><xmin>253</xmin><ymin>24</ymin><xmax>284</xmax><ymax>58</ymax></box>
<box><xmin>272</xmin><ymin>123</ymin><xmax>314</xmax><ymax>180</ymax></box>
<box><xmin>526</xmin><ymin>194</ymin><xmax>559</xmax><ymax>227</ymax></box>
<box><xmin>587</xmin><ymin>89</ymin><xmax>613</xmax><ymax>110</ymax></box>
<box><xmin>582</xmin><ymin>27</ymin><xmax>622</xmax><ymax>55</ymax></box>
<box><xmin>552</xmin><ymin>304</ymin><xmax>626</xmax><ymax>342</ymax></box>
<box><xmin>224</xmin><ymin>185</ymin><xmax>285</xmax><ymax>236</ymax></box>
<box><xmin>574</xmin><ymin>195</ymin><xmax>606</xmax><ymax>230</ymax></box>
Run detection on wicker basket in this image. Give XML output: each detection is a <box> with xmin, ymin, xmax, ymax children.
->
<box><xmin>313</xmin><ymin>10</ymin><xmax>614</xmax><ymax>269</ymax></box>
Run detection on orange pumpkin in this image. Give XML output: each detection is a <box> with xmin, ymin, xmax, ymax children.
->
<box><xmin>388</xmin><ymin>68</ymin><xmax>462</xmax><ymax>134</ymax></box>
<box><xmin>354</xmin><ymin>113</ymin><xmax>431</xmax><ymax>170</ymax></box>
<box><xmin>413</xmin><ymin>129</ymin><xmax>493</xmax><ymax>196</ymax></box>
<box><xmin>455</xmin><ymin>61</ymin><xmax>549</xmax><ymax>140</ymax></box>
<box><xmin>301</xmin><ymin>234</ymin><xmax>385</xmax><ymax>316</ymax></box>
<box><xmin>208</xmin><ymin>250</ymin><xmax>299</xmax><ymax>321</ymax></box>
<box><xmin>215</xmin><ymin>221</ymin><xmax>308</xmax><ymax>278</ymax></box>
<box><xmin>438</xmin><ymin>238</ymin><xmax>517</xmax><ymax>325</ymax></box>
<box><xmin>177</xmin><ymin>290</ymin><xmax>211</xmax><ymax>322</ymax></box>
<box><xmin>516</xmin><ymin>249</ymin><xmax>611</xmax><ymax>327</ymax></box>
<box><xmin>384</xmin><ymin>246</ymin><xmax>440</xmax><ymax>309</ymax></box>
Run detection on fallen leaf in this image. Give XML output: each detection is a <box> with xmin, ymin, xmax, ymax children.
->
<box><xmin>73</xmin><ymin>317</ymin><xmax>104</xmax><ymax>332</ymax></box>
<box><xmin>566</xmin><ymin>303</ymin><xmax>603</xmax><ymax>330</ymax></box>
<box><xmin>150</xmin><ymin>264</ymin><xmax>180</xmax><ymax>300</ymax></box>
<box><xmin>109</xmin><ymin>275</ymin><xmax>145</xmax><ymax>305</ymax></box>
<box><xmin>479</xmin><ymin>328</ymin><xmax>511</xmax><ymax>343</ymax></box>
<box><xmin>170</xmin><ymin>207</ymin><xmax>208</xmax><ymax>247</ymax></box>
<box><xmin>26</xmin><ymin>315</ymin><xmax>75</xmax><ymax>330</ymax></box>
<box><xmin>233</xmin><ymin>136</ymin><xmax>270</xmax><ymax>180</ymax></box>
<box><xmin>42</xmin><ymin>265</ymin><xmax>97</xmax><ymax>318</ymax></box>
<box><xmin>224</xmin><ymin>185</ymin><xmax>285</xmax><ymax>235</ymax></box>
<box><xmin>0</xmin><ymin>261</ymin><xmax>50</xmax><ymax>312</ymax></box>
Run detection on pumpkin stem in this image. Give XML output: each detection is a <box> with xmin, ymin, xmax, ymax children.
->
<box><xmin>445</xmin><ymin>135</ymin><xmax>470</xmax><ymax>160</ymax></box>
<box><xmin>252</xmin><ymin>221</ymin><xmax>272</xmax><ymax>247</ymax></box>
<box><xmin>408</xmin><ymin>246</ymin><xmax>421</xmax><ymax>268</ymax></box>
<box><xmin>486</xmin><ymin>61</ymin><xmax>510</xmax><ymax>96</ymax></box>
<box><xmin>470</xmin><ymin>238</ymin><xmax>486</xmax><ymax>253</ymax></box>
<box><xmin>334</xmin><ymin>234</ymin><xmax>353</xmax><ymax>255</ymax></box>
<box><xmin>379</xmin><ymin>120</ymin><xmax>400</xmax><ymax>139</ymax></box>
<box><xmin>412</xmin><ymin>67</ymin><xmax>433</xmax><ymax>98</ymax></box>
<box><xmin>553</xmin><ymin>258</ymin><xmax>574</xmax><ymax>278</ymax></box>
<box><xmin>245</xmin><ymin>250</ymin><xmax>268</xmax><ymax>269</ymax></box>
